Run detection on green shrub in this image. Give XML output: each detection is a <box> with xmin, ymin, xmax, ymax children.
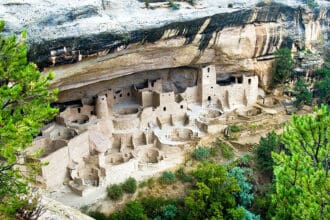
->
<box><xmin>306</xmin><ymin>0</ymin><xmax>318</xmax><ymax>9</ymax></box>
<box><xmin>88</xmin><ymin>211</ymin><xmax>107</xmax><ymax>220</ymax></box>
<box><xmin>147</xmin><ymin>177</ymin><xmax>155</xmax><ymax>188</ymax></box>
<box><xmin>192</xmin><ymin>147</ymin><xmax>210</xmax><ymax>161</ymax></box>
<box><xmin>124</xmin><ymin>201</ymin><xmax>148</xmax><ymax>220</ymax></box>
<box><xmin>159</xmin><ymin>171</ymin><xmax>176</xmax><ymax>185</ymax></box>
<box><xmin>210</xmin><ymin>146</ymin><xmax>219</xmax><ymax>157</ymax></box>
<box><xmin>139</xmin><ymin>196</ymin><xmax>177</xmax><ymax>219</ymax></box>
<box><xmin>230</xmin><ymin>124</ymin><xmax>241</xmax><ymax>132</ymax></box>
<box><xmin>236</xmin><ymin>154</ymin><xmax>252</xmax><ymax>167</ymax></box>
<box><xmin>139</xmin><ymin>180</ymin><xmax>147</xmax><ymax>188</ymax></box>
<box><xmin>175</xmin><ymin>167</ymin><xmax>192</xmax><ymax>183</ymax></box>
<box><xmin>168</xmin><ymin>0</ymin><xmax>180</xmax><ymax>10</ymax></box>
<box><xmin>107</xmin><ymin>184</ymin><xmax>123</xmax><ymax>200</ymax></box>
<box><xmin>162</xmin><ymin>204</ymin><xmax>177</xmax><ymax>219</ymax></box>
<box><xmin>122</xmin><ymin>177</ymin><xmax>137</xmax><ymax>194</ymax></box>
<box><xmin>293</xmin><ymin>78</ymin><xmax>312</xmax><ymax>108</ymax></box>
<box><xmin>215</xmin><ymin>138</ymin><xmax>234</xmax><ymax>159</ymax></box>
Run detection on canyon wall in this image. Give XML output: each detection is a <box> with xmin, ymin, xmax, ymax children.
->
<box><xmin>1</xmin><ymin>0</ymin><xmax>329</xmax><ymax>101</ymax></box>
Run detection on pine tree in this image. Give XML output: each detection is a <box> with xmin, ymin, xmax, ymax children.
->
<box><xmin>271</xmin><ymin>48</ymin><xmax>294</xmax><ymax>86</ymax></box>
<box><xmin>0</xmin><ymin>21</ymin><xmax>58</xmax><ymax>218</ymax></box>
<box><xmin>293</xmin><ymin>78</ymin><xmax>312</xmax><ymax>108</ymax></box>
<box><xmin>271</xmin><ymin>105</ymin><xmax>330</xmax><ymax>219</ymax></box>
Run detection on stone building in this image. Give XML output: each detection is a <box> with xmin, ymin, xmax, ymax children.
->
<box><xmin>29</xmin><ymin>65</ymin><xmax>259</xmax><ymax>196</ymax></box>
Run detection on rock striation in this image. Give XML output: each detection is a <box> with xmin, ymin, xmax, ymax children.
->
<box><xmin>1</xmin><ymin>0</ymin><xmax>329</xmax><ymax>100</ymax></box>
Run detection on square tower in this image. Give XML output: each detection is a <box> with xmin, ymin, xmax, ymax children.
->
<box><xmin>198</xmin><ymin>65</ymin><xmax>216</xmax><ymax>107</ymax></box>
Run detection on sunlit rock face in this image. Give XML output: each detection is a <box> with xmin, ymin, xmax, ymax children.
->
<box><xmin>1</xmin><ymin>0</ymin><xmax>329</xmax><ymax>100</ymax></box>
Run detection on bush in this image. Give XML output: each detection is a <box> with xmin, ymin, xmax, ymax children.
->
<box><xmin>159</xmin><ymin>171</ymin><xmax>176</xmax><ymax>185</ymax></box>
<box><xmin>139</xmin><ymin>196</ymin><xmax>177</xmax><ymax>219</ymax></box>
<box><xmin>236</xmin><ymin>154</ymin><xmax>252</xmax><ymax>167</ymax></box>
<box><xmin>122</xmin><ymin>177</ymin><xmax>137</xmax><ymax>194</ymax></box>
<box><xmin>192</xmin><ymin>147</ymin><xmax>210</xmax><ymax>161</ymax></box>
<box><xmin>147</xmin><ymin>177</ymin><xmax>155</xmax><ymax>188</ymax></box>
<box><xmin>162</xmin><ymin>204</ymin><xmax>177</xmax><ymax>219</ymax></box>
<box><xmin>124</xmin><ymin>201</ymin><xmax>148</xmax><ymax>220</ymax></box>
<box><xmin>175</xmin><ymin>167</ymin><xmax>192</xmax><ymax>183</ymax></box>
<box><xmin>168</xmin><ymin>0</ymin><xmax>180</xmax><ymax>10</ymax></box>
<box><xmin>215</xmin><ymin>138</ymin><xmax>234</xmax><ymax>159</ymax></box>
<box><xmin>230</xmin><ymin>124</ymin><xmax>241</xmax><ymax>132</ymax></box>
<box><xmin>88</xmin><ymin>211</ymin><xmax>107</xmax><ymax>220</ymax></box>
<box><xmin>107</xmin><ymin>184</ymin><xmax>123</xmax><ymax>200</ymax></box>
<box><xmin>139</xmin><ymin>180</ymin><xmax>147</xmax><ymax>188</ymax></box>
<box><xmin>305</xmin><ymin>0</ymin><xmax>318</xmax><ymax>9</ymax></box>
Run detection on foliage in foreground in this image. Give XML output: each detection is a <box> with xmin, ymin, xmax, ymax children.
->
<box><xmin>271</xmin><ymin>105</ymin><xmax>330</xmax><ymax>219</ymax></box>
<box><xmin>0</xmin><ymin>21</ymin><xmax>58</xmax><ymax>218</ymax></box>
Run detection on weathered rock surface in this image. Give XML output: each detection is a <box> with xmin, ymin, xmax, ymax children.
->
<box><xmin>38</xmin><ymin>196</ymin><xmax>93</xmax><ymax>220</ymax></box>
<box><xmin>1</xmin><ymin>0</ymin><xmax>329</xmax><ymax>100</ymax></box>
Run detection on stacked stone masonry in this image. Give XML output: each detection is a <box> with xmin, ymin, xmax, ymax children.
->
<box><xmin>31</xmin><ymin>65</ymin><xmax>262</xmax><ymax>196</ymax></box>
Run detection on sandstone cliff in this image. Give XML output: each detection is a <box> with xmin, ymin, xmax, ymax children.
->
<box><xmin>1</xmin><ymin>0</ymin><xmax>329</xmax><ymax>101</ymax></box>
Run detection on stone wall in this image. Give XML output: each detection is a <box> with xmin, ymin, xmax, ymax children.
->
<box><xmin>40</xmin><ymin>146</ymin><xmax>69</xmax><ymax>188</ymax></box>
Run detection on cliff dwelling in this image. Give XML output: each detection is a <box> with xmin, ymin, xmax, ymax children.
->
<box><xmin>28</xmin><ymin>64</ymin><xmax>269</xmax><ymax>199</ymax></box>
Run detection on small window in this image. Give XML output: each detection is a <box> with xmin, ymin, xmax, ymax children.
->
<box><xmin>207</xmin><ymin>75</ymin><xmax>209</xmax><ymax>78</ymax></box>
<box><xmin>114</xmin><ymin>96</ymin><xmax>116</xmax><ymax>99</ymax></box>
<box><xmin>208</xmin><ymin>96</ymin><xmax>211</xmax><ymax>101</ymax></box>
<box><xmin>119</xmin><ymin>94</ymin><xmax>122</xmax><ymax>97</ymax></box>
<box><xmin>151</xmin><ymin>82</ymin><xmax>154</xmax><ymax>87</ymax></box>
<box><xmin>127</xmin><ymin>92</ymin><xmax>130</xmax><ymax>97</ymax></box>
<box><xmin>248</xmin><ymin>79</ymin><xmax>252</xmax><ymax>84</ymax></box>
<box><xmin>90</xmin><ymin>111</ymin><xmax>94</xmax><ymax>115</ymax></box>
<box><xmin>180</xmin><ymin>105</ymin><xmax>184</xmax><ymax>109</ymax></box>
<box><xmin>163</xmin><ymin>107</ymin><xmax>166</xmax><ymax>111</ymax></box>
<box><xmin>77</xmin><ymin>108</ymin><xmax>81</xmax><ymax>113</ymax></box>
<box><xmin>211</xmin><ymin>86</ymin><xmax>213</xmax><ymax>89</ymax></box>
<box><xmin>102</xmin><ymin>98</ymin><xmax>105</xmax><ymax>101</ymax></box>
<box><xmin>105</xmin><ymin>94</ymin><xmax>108</xmax><ymax>97</ymax></box>
<box><xmin>109</xmin><ymin>88</ymin><xmax>112</xmax><ymax>91</ymax></box>
<box><xmin>208</xmin><ymin>67</ymin><xmax>210</xmax><ymax>72</ymax></box>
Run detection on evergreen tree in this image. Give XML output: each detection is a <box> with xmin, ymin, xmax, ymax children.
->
<box><xmin>0</xmin><ymin>21</ymin><xmax>58</xmax><ymax>218</ymax></box>
<box><xmin>315</xmin><ymin>75</ymin><xmax>330</xmax><ymax>105</ymax></box>
<box><xmin>185</xmin><ymin>163</ymin><xmax>245</xmax><ymax>219</ymax></box>
<box><xmin>228</xmin><ymin>167</ymin><xmax>254</xmax><ymax>207</ymax></box>
<box><xmin>293</xmin><ymin>78</ymin><xmax>312</xmax><ymax>108</ymax></box>
<box><xmin>254</xmin><ymin>131</ymin><xmax>281</xmax><ymax>177</ymax></box>
<box><xmin>271</xmin><ymin>105</ymin><xmax>330</xmax><ymax>219</ymax></box>
<box><xmin>271</xmin><ymin>48</ymin><xmax>294</xmax><ymax>86</ymax></box>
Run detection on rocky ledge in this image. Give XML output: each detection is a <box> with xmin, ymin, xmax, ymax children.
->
<box><xmin>1</xmin><ymin>0</ymin><xmax>330</xmax><ymax>100</ymax></box>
